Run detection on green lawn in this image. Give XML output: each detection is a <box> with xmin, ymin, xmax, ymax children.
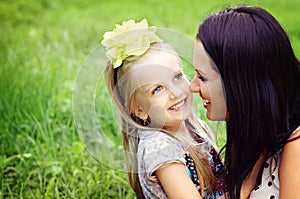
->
<box><xmin>1</xmin><ymin>0</ymin><xmax>299</xmax><ymax>198</ymax></box>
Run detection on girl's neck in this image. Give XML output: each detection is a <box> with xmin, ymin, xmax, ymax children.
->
<box><xmin>178</xmin><ymin>122</ymin><xmax>187</xmax><ymax>132</ymax></box>
<box><xmin>164</xmin><ymin>121</ymin><xmax>188</xmax><ymax>133</ymax></box>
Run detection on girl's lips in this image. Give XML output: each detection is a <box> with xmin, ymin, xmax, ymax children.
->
<box><xmin>168</xmin><ymin>98</ymin><xmax>187</xmax><ymax>111</ymax></box>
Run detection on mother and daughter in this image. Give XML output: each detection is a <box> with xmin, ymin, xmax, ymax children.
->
<box><xmin>101</xmin><ymin>5</ymin><xmax>299</xmax><ymax>199</ymax></box>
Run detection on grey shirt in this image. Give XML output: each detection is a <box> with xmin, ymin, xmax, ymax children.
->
<box><xmin>137</xmin><ymin>130</ymin><xmax>186</xmax><ymax>199</ymax></box>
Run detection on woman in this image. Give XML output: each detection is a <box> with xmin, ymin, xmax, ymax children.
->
<box><xmin>190</xmin><ymin>5</ymin><xmax>300</xmax><ymax>199</ymax></box>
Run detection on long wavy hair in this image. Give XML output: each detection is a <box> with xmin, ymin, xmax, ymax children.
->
<box><xmin>197</xmin><ymin>5</ymin><xmax>300</xmax><ymax>199</ymax></box>
<box><xmin>104</xmin><ymin>43</ymin><xmax>218</xmax><ymax>198</ymax></box>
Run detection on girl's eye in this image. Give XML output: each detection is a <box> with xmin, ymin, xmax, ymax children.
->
<box><xmin>174</xmin><ymin>73</ymin><xmax>183</xmax><ymax>81</ymax></box>
<box><xmin>198</xmin><ymin>75</ymin><xmax>207</xmax><ymax>81</ymax></box>
<box><xmin>152</xmin><ymin>86</ymin><xmax>163</xmax><ymax>95</ymax></box>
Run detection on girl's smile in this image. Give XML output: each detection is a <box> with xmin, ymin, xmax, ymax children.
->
<box><xmin>128</xmin><ymin>50</ymin><xmax>193</xmax><ymax>130</ymax></box>
<box><xmin>168</xmin><ymin>98</ymin><xmax>187</xmax><ymax>112</ymax></box>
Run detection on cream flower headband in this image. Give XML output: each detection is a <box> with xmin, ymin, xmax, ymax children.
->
<box><xmin>101</xmin><ymin>19</ymin><xmax>163</xmax><ymax>68</ymax></box>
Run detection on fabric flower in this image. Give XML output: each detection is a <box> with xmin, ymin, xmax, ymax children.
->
<box><xmin>101</xmin><ymin>19</ymin><xmax>163</xmax><ymax>68</ymax></box>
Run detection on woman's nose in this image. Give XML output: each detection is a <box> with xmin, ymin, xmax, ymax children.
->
<box><xmin>190</xmin><ymin>77</ymin><xmax>201</xmax><ymax>93</ymax></box>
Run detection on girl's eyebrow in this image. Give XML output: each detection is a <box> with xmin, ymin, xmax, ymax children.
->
<box><xmin>174</xmin><ymin>68</ymin><xmax>182</xmax><ymax>73</ymax></box>
<box><xmin>143</xmin><ymin>83</ymin><xmax>159</xmax><ymax>93</ymax></box>
<box><xmin>172</xmin><ymin>68</ymin><xmax>183</xmax><ymax>76</ymax></box>
<box><xmin>141</xmin><ymin>68</ymin><xmax>181</xmax><ymax>92</ymax></box>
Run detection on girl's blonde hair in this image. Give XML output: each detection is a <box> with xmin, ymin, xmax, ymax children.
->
<box><xmin>104</xmin><ymin>43</ymin><xmax>218</xmax><ymax>198</ymax></box>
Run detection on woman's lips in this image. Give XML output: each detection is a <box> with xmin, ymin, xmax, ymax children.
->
<box><xmin>203</xmin><ymin>99</ymin><xmax>211</xmax><ymax>109</ymax></box>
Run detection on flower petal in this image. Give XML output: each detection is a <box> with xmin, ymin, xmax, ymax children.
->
<box><xmin>101</xmin><ymin>18</ymin><xmax>163</xmax><ymax>68</ymax></box>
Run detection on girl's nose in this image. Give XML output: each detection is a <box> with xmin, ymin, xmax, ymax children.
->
<box><xmin>169</xmin><ymin>85</ymin><xmax>183</xmax><ymax>99</ymax></box>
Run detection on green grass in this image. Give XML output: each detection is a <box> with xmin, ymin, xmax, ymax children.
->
<box><xmin>1</xmin><ymin>0</ymin><xmax>299</xmax><ymax>198</ymax></box>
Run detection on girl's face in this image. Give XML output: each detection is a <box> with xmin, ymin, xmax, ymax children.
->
<box><xmin>190</xmin><ymin>40</ymin><xmax>228</xmax><ymax>121</ymax></box>
<box><xmin>130</xmin><ymin>51</ymin><xmax>193</xmax><ymax>131</ymax></box>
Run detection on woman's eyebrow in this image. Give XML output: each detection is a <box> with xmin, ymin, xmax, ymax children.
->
<box><xmin>195</xmin><ymin>68</ymin><xmax>206</xmax><ymax>75</ymax></box>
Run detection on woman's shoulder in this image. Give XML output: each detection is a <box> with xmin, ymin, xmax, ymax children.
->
<box><xmin>289</xmin><ymin>125</ymin><xmax>300</xmax><ymax>140</ymax></box>
<box><xmin>282</xmin><ymin>126</ymin><xmax>300</xmax><ymax>154</ymax></box>
<box><xmin>277</xmin><ymin>125</ymin><xmax>300</xmax><ymax>197</ymax></box>
<box><xmin>282</xmin><ymin>126</ymin><xmax>300</xmax><ymax>152</ymax></box>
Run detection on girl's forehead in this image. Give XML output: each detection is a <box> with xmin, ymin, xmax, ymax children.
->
<box><xmin>130</xmin><ymin>63</ymin><xmax>181</xmax><ymax>84</ymax></box>
<box><xmin>139</xmin><ymin>50</ymin><xmax>181</xmax><ymax>67</ymax></box>
<box><xmin>128</xmin><ymin>51</ymin><xmax>182</xmax><ymax>81</ymax></box>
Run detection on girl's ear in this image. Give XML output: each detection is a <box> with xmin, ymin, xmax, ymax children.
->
<box><xmin>131</xmin><ymin>106</ymin><xmax>148</xmax><ymax>120</ymax></box>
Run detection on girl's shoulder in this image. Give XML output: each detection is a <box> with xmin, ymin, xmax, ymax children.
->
<box><xmin>138</xmin><ymin>130</ymin><xmax>184</xmax><ymax>151</ymax></box>
<box><xmin>137</xmin><ymin>130</ymin><xmax>186</xmax><ymax>174</ymax></box>
<box><xmin>138</xmin><ymin>130</ymin><xmax>175</xmax><ymax>142</ymax></box>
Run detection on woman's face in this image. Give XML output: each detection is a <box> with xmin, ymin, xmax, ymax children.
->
<box><xmin>129</xmin><ymin>50</ymin><xmax>193</xmax><ymax>130</ymax></box>
<box><xmin>190</xmin><ymin>40</ymin><xmax>228</xmax><ymax>121</ymax></box>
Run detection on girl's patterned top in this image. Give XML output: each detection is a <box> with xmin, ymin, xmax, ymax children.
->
<box><xmin>186</xmin><ymin>129</ymin><xmax>226</xmax><ymax>199</ymax></box>
<box><xmin>137</xmin><ymin>127</ymin><xmax>225</xmax><ymax>199</ymax></box>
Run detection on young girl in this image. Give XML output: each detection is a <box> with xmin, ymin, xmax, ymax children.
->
<box><xmin>101</xmin><ymin>19</ymin><xmax>225</xmax><ymax>199</ymax></box>
<box><xmin>190</xmin><ymin>6</ymin><xmax>300</xmax><ymax>199</ymax></box>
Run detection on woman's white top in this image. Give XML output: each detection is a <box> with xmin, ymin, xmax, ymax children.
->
<box><xmin>249</xmin><ymin>126</ymin><xmax>300</xmax><ymax>199</ymax></box>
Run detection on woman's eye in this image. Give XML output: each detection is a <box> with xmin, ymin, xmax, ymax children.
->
<box><xmin>152</xmin><ymin>86</ymin><xmax>163</xmax><ymax>95</ymax></box>
<box><xmin>174</xmin><ymin>73</ymin><xmax>183</xmax><ymax>81</ymax></box>
<box><xmin>198</xmin><ymin>75</ymin><xmax>207</xmax><ymax>81</ymax></box>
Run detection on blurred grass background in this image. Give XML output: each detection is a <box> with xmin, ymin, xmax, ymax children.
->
<box><xmin>1</xmin><ymin>0</ymin><xmax>299</xmax><ymax>198</ymax></box>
